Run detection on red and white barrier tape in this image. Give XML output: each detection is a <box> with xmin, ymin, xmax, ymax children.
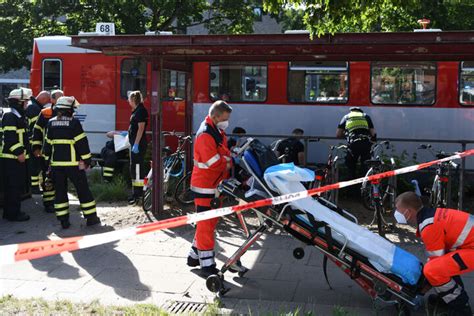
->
<box><xmin>1</xmin><ymin>149</ymin><xmax>473</xmax><ymax>266</ymax></box>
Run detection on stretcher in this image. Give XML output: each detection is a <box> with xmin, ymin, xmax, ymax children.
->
<box><xmin>205</xmin><ymin>138</ymin><xmax>428</xmax><ymax>315</ymax></box>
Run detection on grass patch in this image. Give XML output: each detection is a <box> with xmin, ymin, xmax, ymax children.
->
<box><xmin>0</xmin><ymin>295</ymin><xmax>167</xmax><ymax>315</ymax></box>
<box><xmin>87</xmin><ymin>168</ymin><xmax>129</xmax><ymax>202</ymax></box>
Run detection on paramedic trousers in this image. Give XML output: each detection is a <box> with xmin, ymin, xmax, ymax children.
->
<box><xmin>130</xmin><ymin>144</ymin><xmax>147</xmax><ymax>198</ymax></box>
<box><xmin>346</xmin><ymin>139</ymin><xmax>372</xmax><ymax>180</ymax></box>
<box><xmin>189</xmin><ymin>197</ymin><xmax>219</xmax><ymax>268</ymax></box>
<box><xmin>52</xmin><ymin>167</ymin><xmax>97</xmax><ymax>220</ymax></box>
<box><xmin>424</xmin><ymin>249</ymin><xmax>474</xmax><ymax>309</ymax></box>
<box><xmin>28</xmin><ymin>153</ymin><xmax>41</xmax><ymax>190</ymax></box>
<box><xmin>2</xmin><ymin>158</ymin><xmax>27</xmax><ymax>219</ymax></box>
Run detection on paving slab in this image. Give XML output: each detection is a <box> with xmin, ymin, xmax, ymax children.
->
<box><xmin>1</xmin><ymin>196</ymin><xmax>474</xmax><ymax>315</ymax></box>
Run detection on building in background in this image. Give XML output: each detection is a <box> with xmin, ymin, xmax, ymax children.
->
<box><xmin>0</xmin><ymin>68</ymin><xmax>30</xmax><ymax>107</ymax></box>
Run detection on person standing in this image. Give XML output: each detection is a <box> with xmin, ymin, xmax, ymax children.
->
<box><xmin>336</xmin><ymin>107</ymin><xmax>376</xmax><ymax>179</ymax></box>
<box><xmin>1</xmin><ymin>87</ymin><xmax>32</xmax><ymax>221</ymax></box>
<box><xmin>126</xmin><ymin>91</ymin><xmax>148</xmax><ymax>205</ymax></box>
<box><xmin>31</xmin><ymin>89</ymin><xmax>63</xmax><ymax>213</ymax></box>
<box><xmin>394</xmin><ymin>192</ymin><xmax>473</xmax><ymax>315</ymax></box>
<box><xmin>42</xmin><ymin>96</ymin><xmax>100</xmax><ymax>229</ymax></box>
<box><xmin>25</xmin><ymin>91</ymin><xmax>51</xmax><ymax>194</ymax></box>
<box><xmin>187</xmin><ymin>100</ymin><xmax>246</xmax><ymax>276</ymax></box>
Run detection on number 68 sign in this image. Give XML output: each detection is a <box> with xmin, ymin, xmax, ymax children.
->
<box><xmin>96</xmin><ymin>23</ymin><xmax>115</xmax><ymax>35</ymax></box>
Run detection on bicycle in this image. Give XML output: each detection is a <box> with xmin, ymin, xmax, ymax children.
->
<box><xmin>313</xmin><ymin>142</ymin><xmax>347</xmax><ymax>204</ymax></box>
<box><xmin>418</xmin><ymin>144</ymin><xmax>458</xmax><ymax>208</ymax></box>
<box><xmin>361</xmin><ymin>141</ymin><xmax>397</xmax><ymax>237</ymax></box>
<box><xmin>142</xmin><ymin>133</ymin><xmax>193</xmax><ymax>213</ymax></box>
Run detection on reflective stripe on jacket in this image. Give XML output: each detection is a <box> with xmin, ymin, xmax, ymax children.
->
<box><xmin>417</xmin><ymin>207</ymin><xmax>474</xmax><ymax>259</ymax></box>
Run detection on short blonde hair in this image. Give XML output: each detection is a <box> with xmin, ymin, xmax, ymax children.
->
<box><xmin>129</xmin><ymin>90</ymin><xmax>143</xmax><ymax>105</ymax></box>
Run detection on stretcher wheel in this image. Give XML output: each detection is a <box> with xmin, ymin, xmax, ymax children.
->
<box><xmin>206</xmin><ymin>274</ymin><xmax>223</xmax><ymax>293</ymax></box>
<box><xmin>293</xmin><ymin>247</ymin><xmax>305</xmax><ymax>260</ymax></box>
<box><xmin>210</xmin><ymin>198</ymin><xmax>221</xmax><ymax>209</ymax></box>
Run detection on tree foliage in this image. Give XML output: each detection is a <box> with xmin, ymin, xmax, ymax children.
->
<box><xmin>265</xmin><ymin>0</ymin><xmax>474</xmax><ymax>35</ymax></box>
<box><xmin>0</xmin><ymin>0</ymin><xmax>260</xmax><ymax>72</ymax></box>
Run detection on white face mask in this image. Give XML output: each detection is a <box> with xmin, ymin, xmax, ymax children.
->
<box><xmin>217</xmin><ymin>120</ymin><xmax>229</xmax><ymax>130</ymax></box>
<box><xmin>394</xmin><ymin>210</ymin><xmax>408</xmax><ymax>224</ymax></box>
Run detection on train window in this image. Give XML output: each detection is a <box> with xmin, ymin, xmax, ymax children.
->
<box><xmin>371</xmin><ymin>62</ymin><xmax>436</xmax><ymax>105</ymax></box>
<box><xmin>209</xmin><ymin>63</ymin><xmax>267</xmax><ymax>102</ymax></box>
<box><xmin>288</xmin><ymin>62</ymin><xmax>348</xmax><ymax>104</ymax></box>
<box><xmin>460</xmin><ymin>62</ymin><xmax>474</xmax><ymax>106</ymax></box>
<box><xmin>42</xmin><ymin>59</ymin><xmax>62</xmax><ymax>91</ymax></box>
<box><xmin>120</xmin><ymin>59</ymin><xmax>147</xmax><ymax>99</ymax></box>
<box><xmin>161</xmin><ymin>70</ymin><xmax>186</xmax><ymax>100</ymax></box>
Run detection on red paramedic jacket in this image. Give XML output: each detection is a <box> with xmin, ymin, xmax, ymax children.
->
<box><xmin>417</xmin><ymin>207</ymin><xmax>474</xmax><ymax>259</ymax></box>
<box><xmin>191</xmin><ymin>116</ymin><xmax>232</xmax><ymax>195</ymax></box>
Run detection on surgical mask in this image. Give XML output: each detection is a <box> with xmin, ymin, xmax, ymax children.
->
<box><xmin>394</xmin><ymin>210</ymin><xmax>408</xmax><ymax>224</ymax></box>
<box><xmin>217</xmin><ymin>120</ymin><xmax>229</xmax><ymax>130</ymax></box>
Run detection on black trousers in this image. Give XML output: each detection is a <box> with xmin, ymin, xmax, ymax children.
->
<box><xmin>101</xmin><ymin>147</ymin><xmax>117</xmax><ymax>182</ymax></box>
<box><xmin>346</xmin><ymin>139</ymin><xmax>372</xmax><ymax>180</ymax></box>
<box><xmin>2</xmin><ymin>158</ymin><xmax>27</xmax><ymax>219</ymax></box>
<box><xmin>130</xmin><ymin>144</ymin><xmax>147</xmax><ymax>198</ymax></box>
<box><xmin>28</xmin><ymin>153</ymin><xmax>41</xmax><ymax>189</ymax></box>
<box><xmin>52</xmin><ymin>166</ymin><xmax>96</xmax><ymax>220</ymax></box>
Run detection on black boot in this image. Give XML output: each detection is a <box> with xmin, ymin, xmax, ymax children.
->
<box><xmin>187</xmin><ymin>256</ymin><xmax>200</xmax><ymax>267</ymax></box>
<box><xmin>61</xmin><ymin>218</ymin><xmax>71</xmax><ymax>229</ymax></box>
<box><xmin>6</xmin><ymin>212</ymin><xmax>30</xmax><ymax>222</ymax></box>
<box><xmin>86</xmin><ymin>215</ymin><xmax>101</xmax><ymax>226</ymax></box>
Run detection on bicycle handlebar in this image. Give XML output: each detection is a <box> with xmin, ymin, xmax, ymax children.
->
<box><xmin>418</xmin><ymin>144</ymin><xmax>457</xmax><ymax>161</ymax></box>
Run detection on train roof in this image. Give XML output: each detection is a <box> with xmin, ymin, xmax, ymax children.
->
<box><xmin>70</xmin><ymin>31</ymin><xmax>474</xmax><ymax>61</ymax></box>
<box><xmin>34</xmin><ymin>36</ymin><xmax>101</xmax><ymax>54</ymax></box>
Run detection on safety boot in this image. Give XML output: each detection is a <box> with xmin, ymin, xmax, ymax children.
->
<box><xmin>86</xmin><ymin>215</ymin><xmax>101</xmax><ymax>226</ymax></box>
<box><xmin>200</xmin><ymin>265</ymin><xmax>219</xmax><ymax>278</ymax></box>
<box><xmin>60</xmin><ymin>219</ymin><xmax>71</xmax><ymax>229</ymax></box>
<box><xmin>187</xmin><ymin>256</ymin><xmax>200</xmax><ymax>267</ymax></box>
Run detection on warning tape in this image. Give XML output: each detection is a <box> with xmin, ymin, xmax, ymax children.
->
<box><xmin>1</xmin><ymin>149</ymin><xmax>473</xmax><ymax>266</ymax></box>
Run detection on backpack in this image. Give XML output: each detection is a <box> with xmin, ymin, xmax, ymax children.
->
<box><xmin>248</xmin><ymin>139</ymin><xmax>279</xmax><ymax>174</ymax></box>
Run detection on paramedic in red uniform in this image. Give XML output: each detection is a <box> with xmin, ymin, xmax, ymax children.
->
<box><xmin>186</xmin><ymin>100</ymin><xmax>237</xmax><ymax>276</ymax></box>
<box><xmin>395</xmin><ymin>192</ymin><xmax>473</xmax><ymax>315</ymax></box>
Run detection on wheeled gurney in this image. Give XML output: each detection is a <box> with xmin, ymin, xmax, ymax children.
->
<box><xmin>205</xmin><ymin>138</ymin><xmax>427</xmax><ymax>314</ymax></box>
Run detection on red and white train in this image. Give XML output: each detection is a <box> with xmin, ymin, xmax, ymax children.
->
<box><xmin>30</xmin><ymin>32</ymin><xmax>474</xmax><ymax>165</ymax></box>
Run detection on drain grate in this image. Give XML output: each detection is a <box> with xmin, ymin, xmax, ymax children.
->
<box><xmin>162</xmin><ymin>300</ymin><xmax>208</xmax><ymax>314</ymax></box>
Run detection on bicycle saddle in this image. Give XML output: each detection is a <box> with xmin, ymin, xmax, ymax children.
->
<box><xmin>364</xmin><ymin>159</ymin><xmax>383</xmax><ymax>167</ymax></box>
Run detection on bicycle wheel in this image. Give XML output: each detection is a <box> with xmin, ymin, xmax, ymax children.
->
<box><xmin>143</xmin><ymin>181</ymin><xmax>153</xmax><ymax>213</ymax></box>
<box><xmin>174</xmin><ymin>172</ymin><xmax>194</xmax><ymax>205</ymax></box>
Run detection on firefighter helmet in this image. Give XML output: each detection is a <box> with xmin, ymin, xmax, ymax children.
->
<box><xmin>8</xmin><ymin>87</ymin><xmax>33</xmax><ymax>101</ymax></box>
<box><xmin>55</xmin><ymin>96</ymin><xmax>80</xmax><ymax>110</ymax></box>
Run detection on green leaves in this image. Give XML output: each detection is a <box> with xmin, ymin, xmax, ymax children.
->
<box><xmin>0</xmin><ymin>0</ymin><xmax>261</xmax><ymax>71</ymax></box>
<box><xmin>265</xmin><ymin>0</ymin><xmax>473</xmax><ymax>37</ymax></box>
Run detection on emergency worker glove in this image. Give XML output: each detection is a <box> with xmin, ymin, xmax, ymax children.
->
<box><xmin>132</xmin><ymin>144</ymin><xmax>139</xmax><ymax>154</ymax></box>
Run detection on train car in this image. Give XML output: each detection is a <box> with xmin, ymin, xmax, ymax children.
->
<box><xmin>32</xmin><ymin>32</ymin><xmax>474</xmax><ymax>165</ymax></box>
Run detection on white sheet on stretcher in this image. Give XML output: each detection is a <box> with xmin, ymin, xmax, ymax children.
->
<box><xmin>263</xmin><ymin>163</ymin><xmax>422</xmax><ymax>285</ymax></box>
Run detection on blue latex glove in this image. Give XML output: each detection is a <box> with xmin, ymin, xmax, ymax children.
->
<box><xmin>120</xmin><ymin>131</ymin><xmax>128</xmax><ymax>137</ymax></box>
<box><xmin>233</xmin><ymin>156</ymin><xmax>241</xmax><ymax>166</ymax></box>
<box><xmin>132</xmin><ymin>144</ymin><xmax>139</xmax><ymax>154</ymax></box>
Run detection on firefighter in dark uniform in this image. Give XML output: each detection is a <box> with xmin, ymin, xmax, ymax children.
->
<box><xmin>42</xmin><ymin>96</ymin><xmax>100</xmax><ymax>229</ymax></box>
<box><xmin>336</xmin><ymin>107</ymin><xmax>376</xmax><ymax>180</ymax></box>
<box><xmin>25</xmin><ymin>91</ymin><xmax>51</xmax><ymax>194</ymax></box>
<box><xmin>32</xmin><ymin>89</ymin><xmax>63</xmax><ymax>213</ymax></box>
<box><xmin>1</xmin><ymin>87</ymin><xmax>32</xmax><ymax>222</ymax></box>
<box><xmin>126</xmin><ymin>91</ymin><xmax>148</xmax><ymax>205</ymax></box>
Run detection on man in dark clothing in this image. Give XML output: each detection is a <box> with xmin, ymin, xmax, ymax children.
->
<box><xmin>336</xmin><ymin>107</ymin><xmax>376</xmax><ymax>180</ymax></box>
<box><xmin>100</xmin><ymin>131</ymin><xmax>128</xmax><ymax>183</ymax></box>
<box><xmin>25</xmin><ymin>91</ymin><xmax>51</xmax><ymax>194</ymax></box>
<box><xmin>1</xmin><ymin>87</ymin><xmax>33</xmax><ymax>222</ymax></box>
<box><xmin>274</xmin><ymin>128</ymin><xmax>305</xmax><ymax>166</ymax></box>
